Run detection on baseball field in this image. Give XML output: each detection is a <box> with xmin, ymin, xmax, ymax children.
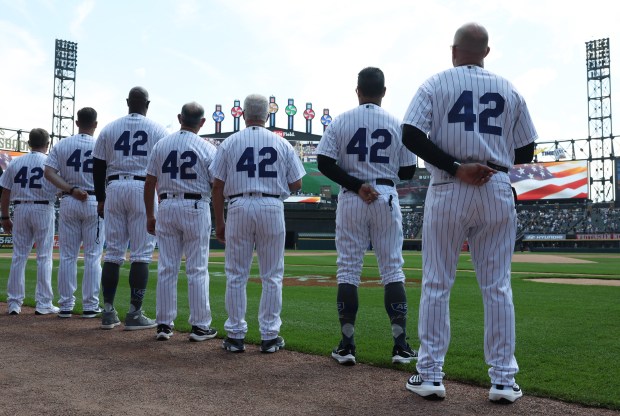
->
<box><xmin>1</xmin><ymin>249</ymin><xmax>619</xmax><ymax>411</ymax></box>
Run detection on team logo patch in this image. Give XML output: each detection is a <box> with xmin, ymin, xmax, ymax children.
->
<box><xmin>391</xmin><ymin>302</ymin><xmax>407</xmax><ymax>314</ymax></box>
<box><xmin>336</xmin><ymin>302</ymin><xmax>344</xmax><ymax>312</ymax></box>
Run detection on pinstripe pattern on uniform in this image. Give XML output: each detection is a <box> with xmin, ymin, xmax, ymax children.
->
<box><xmin>315</xmin><ymin>104</ymin><xmax>413</xmax><ymax>287</ymax></box>
<box><xmin>404</xmin><ymin>62</ymin><xmax>537</xmax><ymax>387</ymax></box>
<box><xmin>223</xmin><ymin>198</ymin><xmax>286</xmax><ymax>339</ymax></box>
<box><xmin>210</xmin><ymin>126</ymin><xmax>305</xmax><ymax>341</ymax></box>
<box><xmin>0</xmin><ymin>152</ymin><xmax>57</xmax><ymax>310</ymax></box>
<box><xmin>403</xmin><ymin>66</ymin><xmax>537</xmax><ymax>174</ymax></box>
<box><xmin>45</xmin><ymin>134</ymin><xmax>97</xmax><ymax>190</ymax></box>
<box><xmin>94</xmin><ymin>114</ymin><xmax>167</xmax><ymax>265</ymax></box>
<box><xmin>317</xmin><ymin>104</ymin><xmax>417</xmax><ymax>186</ymax></box>
<box><xmin>209</xmin><ymin>126</ymin><xmax>306</xmax><ymax>197</ymax></box>
<box><xmin>45</xmin><ymin>133</ymin><xmax>103</xmax><ymax>312</ymax></box>
<box><xmin>147</xmin><ymin>130</ymin><xmax>218</xmax><ymax>330</ymax></box>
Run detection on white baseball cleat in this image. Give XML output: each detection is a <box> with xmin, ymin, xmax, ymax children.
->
<box><xmin>35</xmin><ymin>305</ymin><xmax>60</xmax><ymax>315</ymax></box>
<box><xmin>489</xmin><ymin>383</ymin><xmax>523</xmax><ymax>403</ymax></box>
<box><xmin>406</xmin><ymin>374</ymin><xmax>446</xmax><ymax>399</ymax></box>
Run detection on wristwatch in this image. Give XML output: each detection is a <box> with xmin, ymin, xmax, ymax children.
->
<box><xmin>451</xmin><ymin>161</ymin><xmax>461</xmax><ymax>176</ymax></box>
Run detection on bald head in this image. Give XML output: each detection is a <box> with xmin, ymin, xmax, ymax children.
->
<box><xmin>126</xmin><ymin>86</ymin><xmax>150</xmax><ymax>115</ymax></box>
<box><xmin>452</xmin><ymin>22</ymin><xmax>490</xmax><ymax>67</ymax></box>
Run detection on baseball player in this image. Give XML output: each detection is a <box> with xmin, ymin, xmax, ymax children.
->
<box><xmin>0</xmin><ymin>128</ymin><xmax>59</xmax><ymax>315</ymax></box>
<box><xmin>210</xmin><ymin>93</ymin><xmax>306</xmax><ymax>353</ymax></box>
<box><xmin>44</xmin><ymin>107</ymin><xmax>105</xmax><ymax>318</ymax></box>
<box><xmin>316</xmin><ymin>67</ymin><xmax>418</xmax><ymax>366</ymax></box>
<box><xmin>401</xmin><ymin>23</ymin><xmax>537</xmax><ymax>402</ymax></box>
<box><xmin>92</xmin><ymin>86</ymin><xmax>168</xmax><ymax>330</ymax></box>
<box><xmin>144</xmin><ymin>102</ymin><xmax>218</xmax><ymax>342</ymax></box>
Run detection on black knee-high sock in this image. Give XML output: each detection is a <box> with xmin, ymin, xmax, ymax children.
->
<box><xmin>384</xmin><ymin>282</ymin><xmax>408</xmax><ymax>347</ymax></box>
<box><xmin>101</xmin><ymin>262</ymin><xmax>120</xmax><ymax>308</ymax></box>
<box><xmin>337</xmin><ymin>283</ymin><xmax>358</xmax><ymax>347</ymax></box>
<box><xmin>129</xmin><ymin>262</ymin><xmax>150</xmax><ymax>311</ymax></box>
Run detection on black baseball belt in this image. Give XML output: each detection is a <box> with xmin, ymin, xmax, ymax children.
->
<box><xmin>62</xmin><ymin>190</ymin><xmax>96</xmax><ymax>196</ymax></box>
<box><xmin>228</xmin><ymin>192</ymin><xmax>280</xmax><ymax>199</ymax></box>
<box><xmin>160</xmin><ymin>193</ymin><xmax>202</xmax><ymax>200</ymax></box>
<box><xmin>13</xmin><ymin>200</ymin><xmax>49</xmax><ymax>205</ymax></box>
<box><xmin>107</xmin><ymin>175</ymin><xmax>146</xmax><ymax>182</ymax></box>
<box><xmin>375</xmin><ymin>179</ymin><xmax>395</xmax><ymax>186</ymax></box>
<box><xmin>487</xmin><ymin>162</ymin><xmax>509</xmax><ymax>173</ymax></box>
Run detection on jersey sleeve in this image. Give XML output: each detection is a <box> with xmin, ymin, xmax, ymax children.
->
<box><xmin>204</xmin><ymin>143</ymin><xmax>218</xmax><ymax>184</ymax></box>
<box><xmin>145</xmin><ymin>142</ymin><xmax>160</xmax><ymax>177</ymax></box>
<box><xmin>315</xmin><ymin>120</ymin><xmax>340</xmax><ymax>160</ymax></box>
<box><xmin>399</xmin><ymin>143</ymin><xmax>418</xmax><ymax>167</ymax></box>
<box><xmin>44</xmin><ymin>146</ymin><xmax>60</xmax><ymax>171</ymax></box>
<box><xmin>92</xmin><ymin>129</ymin><xmax>107</xmax><ymax>161</ymax></box>
<box><xmin>209</xmin><ymin>144</ymin><xmax>228</xmax><ymax>182</ymax></box>
<box><xmin>511</xmin><ymin>93</ymin><xmax>539</xmax><ymax>148</ymax></box>
<box><xmin>402</xmin><ymin>82</ymin><xmax>433</xmax><ymax>134</ymax></box>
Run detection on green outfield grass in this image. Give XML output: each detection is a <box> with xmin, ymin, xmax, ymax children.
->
<box><xmin>1</xmin><ymin>250</ymin><xmax>619</xmax><ymax>409</ymax></box>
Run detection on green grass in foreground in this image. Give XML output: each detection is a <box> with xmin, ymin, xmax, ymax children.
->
<box><xmin>0</xmin><ymin>250</ymin><xmax>619</xmax><ymax>409</ymax></box>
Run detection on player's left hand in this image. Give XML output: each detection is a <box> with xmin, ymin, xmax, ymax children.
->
<box><xmin>357</xmin><ymin>183</ymin><xmax>379</xmax><ymax>204</ymax></box>
<box><xmin>72</xmin><ymin>188</ymin><xmax>88</xmax><ymax>202</ymax></box>
<box><xmin>146</xmin><ymin>217</ymin><xmax>156</xmax><ymax>235</ymax></box>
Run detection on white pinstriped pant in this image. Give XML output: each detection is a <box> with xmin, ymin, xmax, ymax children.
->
<box><xmin>417</xmin><ymin>175</ymin><xmax>519</xmax><ymax>386</ymax></box>
<box><xmin>6</xmin><ymin>203</ymin><xmax>55</xmax><ymax>309</ymax></box>
<box><xmin>335</xmin><ymin>186</ymin><xmax>405</xmax><ymax>286</ymax></box>
<box><xmin>57</xmin><ymin>196</ymin><xmax>104</xmax><ymax>311</ymax></box>
<box><xmin>155</xmin><ymin>199</ymin><xmax>213</xmax><ymax>329</ymax></box>
<box><xmin>103</xmin><ymin>180</ymin><xmax>156</xmax><ymax>264</ymax></box>
<box><xmin>223</xmin><ymin>197</ymin><xmax>285</xmax><ymax>340</ymax></box>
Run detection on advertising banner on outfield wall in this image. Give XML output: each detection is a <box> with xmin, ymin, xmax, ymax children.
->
<box><xmin>0</xmin><ymin>234</ymin><xmax>13</xmax><ymax>248</ymax></box>
<box><xmin>523</xmin><ymin>234</ymin><xmax>566</xmax><ymax>240</ymax></box>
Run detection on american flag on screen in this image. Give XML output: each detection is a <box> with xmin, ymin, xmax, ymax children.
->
<box><xmin>509</xmin><ymin>160</ymin><xmax>588</xmax><ymax>200</ymax></box>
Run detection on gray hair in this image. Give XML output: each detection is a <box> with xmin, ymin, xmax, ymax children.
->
<box><xmin>180</xmin><ymin>101</ymin><xmax>205</xmax><ymax>128</ymax></box>
<box><xmin>243</xmin><ymin>94</ymin><xmax>269</xmax><ymax>122</ymax></box>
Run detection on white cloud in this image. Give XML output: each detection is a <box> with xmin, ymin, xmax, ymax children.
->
<box><xmin>70</xmin><ymin>0</ymin><xmax>95</xmax><ymax>38</ymax></box>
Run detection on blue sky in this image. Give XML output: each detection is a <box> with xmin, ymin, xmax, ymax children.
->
<box><xmin>1</xmin><ymin>0</ymin><xmax>619</xmax><ymax>146</ymax></box>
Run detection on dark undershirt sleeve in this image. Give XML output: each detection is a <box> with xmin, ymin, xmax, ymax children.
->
<box><xmin>514</xmin><ymin>142</ymin><xmax>535</xmax><ymax>165</ymax></box>
<box><xmin>316</xmin><ymin>155</ymin><xmax>364</xmax><ymax>193</ymax></box>
<box><xmin>398</xmin><ymin>165</ymin><xmax>417</xmax><ymax>180</ymax></box>
<box><xmin>93</xmin><ymin>157</ymin><xmax>107</xmax><ymax>202</ymax></box>
<box><xmin>402</xmin><ymin>124</ymin><xmax>459</xmax><ymax>176</ymax></box>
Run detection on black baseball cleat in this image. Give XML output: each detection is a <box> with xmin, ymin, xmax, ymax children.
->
<box><xmin>331</xmin><ymin>342</ymin><xmax>356</xmax><ymax>365</ymax></box>
<box><xmin>156</xmin><ymin>324</ymin><xmax>173</xmax><ymax>341</ymax></box>
<box><xmin>392</xmin><ymin>344</ymin><xmax>418</xmax><ymax>364</ymax></box>
<box><xmin>82</xmin><ymin>307</ymin><xmax>103</xmax><ymax>318</ymax></box>
<box><xmin>189</xmin><ymin>326</ymin><xmax>217</xmax><ymax>342</ymax></box>
<box><xmin>222</xmin><ymin>337</ymin><xmax>245</xmax><ymax>353</ymax></box>
<box><xmin>260</xmin><ymin>336</ymin><xmax>285</xmax><ymax>353</ymax></box>
<box><xmin>58</xmin><ymin>310</ymin><xmax>73</xmax><ymax>318</ymax></box>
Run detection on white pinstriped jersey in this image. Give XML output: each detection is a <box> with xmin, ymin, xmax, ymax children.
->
<box><xmin>92</xmin><ymin>113</ymin><xmax>168</xmax><ymax>176</ymax></box>
<box><xmin>209</xmin><ymin>126</ymin><xmax>306</xmax><ymax>198</ymax></box>
<box><xmin>146</xmin><ymin>130</ymin><xmax>218</xmax><ymax>197</ymax></box>
<box><xmin>403</xmin><ymin>65</ymin><xmax>537</xmax><ymax>177</ymax></box>
<box><xmin>0</xmin><ymin>152</ymin><xmax>56</xmax><ymax>201</ymax></box>
<box><xmin>45</xmin><ymin>134</ymin><xmax>96</xmax><ymax>190</ymax></box>
<box><xmin>316</xmin><ymin>104</ymin><xmax>417</xmax><ymax>186</ymax></box>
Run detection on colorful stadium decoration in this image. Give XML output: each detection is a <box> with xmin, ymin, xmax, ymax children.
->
<box><xmin>212</xmin><ymin>105</ymin><xmax>225</xmax><ymax>134</ymax></box>
<box><xmin>303</xmin><ymin>103</ymin><xmax>315</xmax><ymax>134</ymax></box>
<box><xmin>285</xmin><ymin>99</ymin><xmax>297</xmax><ymax>130</ymax></box>
<box><xmin>231</xmin><ymin>100</ymin><xmax>243</xmax><ymax>132</ymax></box>
<box><xmin>268</xmin><ymin>96</ymin><xmax>279</xmax><ymax>128</ymax></box>
<box><xmin>320</xmin><ymin>109</ymin><xmax>332</xmax><ymax>131</ymax></box>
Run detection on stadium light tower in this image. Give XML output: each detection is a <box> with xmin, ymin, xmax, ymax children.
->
<box><xmin>51</xmin><ymin>39</ymin><xmax>77</xmax><ymax>146</ymax></box>
<box><xmin>585</xmin><ymin>38</ymin><xmax>614</xmax><ymax>202</ymax></box>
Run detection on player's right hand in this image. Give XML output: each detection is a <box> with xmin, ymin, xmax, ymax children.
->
<box><xmin>357</xmin><ymin>183</ymin><xmax>379</xmax><ymax>204</ymax></box>
<box><xmin>455</xmin><ymin>163</ymin><xmax>496</xmax><ymax>186</ymax></box>
<box><xmin>72</xmin><ymin>188</ymin><xmax>88</xmax><ymax>202</ymax></box>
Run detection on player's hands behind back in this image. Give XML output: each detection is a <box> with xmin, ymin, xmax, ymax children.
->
<box><xmin>357</xmin><ymin>183</ymin><xmax>379</xmax><ymax>204</ymax></box>
<box><xmin>455</xmin><ymin>163</ymin><xmax>496</xmax><ymax>186</ymax></box>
